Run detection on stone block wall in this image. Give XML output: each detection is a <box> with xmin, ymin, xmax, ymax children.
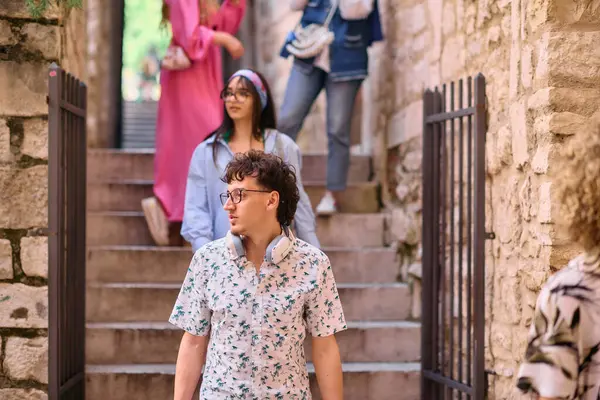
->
<box><xmin>375</xmin><ymin>0</ymin><xmax>600</xmax><ymax>398</ymax></box>
<box><xmin>0</xmin><ymin>1</ymin><xmax>82</xmax><ymax>397</ymax></box>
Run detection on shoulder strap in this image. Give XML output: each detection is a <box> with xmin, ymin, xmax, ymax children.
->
<box><xmin>323</xmin><ymin>0</ymin><xmax>339</xmax><ymax>28</ymax></box>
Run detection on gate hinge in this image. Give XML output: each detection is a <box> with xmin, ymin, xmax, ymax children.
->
<box><xmin>485</xmin><ymin>232</ymin><xmax>495</xmax><ymax>240</ymax></box>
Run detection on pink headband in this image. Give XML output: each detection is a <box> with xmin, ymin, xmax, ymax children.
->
<box><xmin>229</xmin><ymin>69</ymin><xmax>268</xmax><ymax>110</ymax></box>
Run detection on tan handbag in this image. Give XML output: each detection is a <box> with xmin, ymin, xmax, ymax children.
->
<box><xmin>285</xmin><ymin>0</ymin><xmax>338</xmax><ymax>59</ymax></box>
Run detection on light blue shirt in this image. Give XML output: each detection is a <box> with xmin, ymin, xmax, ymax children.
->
<box><xmin>181</xmin><ymin>129</ymin><xmax>320</xmax><ymax>252</ymax></box>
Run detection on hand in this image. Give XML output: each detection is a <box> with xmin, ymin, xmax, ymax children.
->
<box><xmin>224</xmin><ymin>35</ymin><xmax>245</xmax><ymax>59</ymax></box>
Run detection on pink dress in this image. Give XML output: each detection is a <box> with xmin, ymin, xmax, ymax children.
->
<box><xmin>154</xmin><ymin>0</ymin><xmax>246</xmax><ymax>222</ymax></box>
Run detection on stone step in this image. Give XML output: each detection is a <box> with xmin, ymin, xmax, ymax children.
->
<box><xmin>85</xmin><ymin>362</ymin><xmax>420</xmax><ymax>400</ymax></box>
<box><xmin>86</xmin><ymin>212</ymin><xmax>386</xmax><ymax>248</ymax></box>
<box><xmin>87</xmin><ymin>179</ymin><xmax>379</xmax><ymax>214</ymax></box>
<box><xmin>87</xmin><ymin>246</ymin><xmax>399</xmax><ymax>284</ymax></box>
<box><xmin>87</xmin><ymin>149</ymin><xmax>372</xmax><ymax>183</ymax></box>
<box><xmin>86</xmin><ymin>282</ymin><xmax>411</xmax><ymax>323</ymax></box>
<box><xmin>86</xmin><ymin>321</ymin><xmax>421</xmax><ymax>365</ymax></box>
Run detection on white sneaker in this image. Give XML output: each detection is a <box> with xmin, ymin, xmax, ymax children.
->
<box><xmin>315</xmin><ymin>192</ymin><xmax>338</xmax><ymax>216</ymax></box>
<box><xmin>141</xmin><ymin>197</ymin><xmax>169</xmax><ymax>246</ymax></box>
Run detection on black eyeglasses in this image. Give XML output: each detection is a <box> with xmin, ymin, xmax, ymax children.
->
<box><xmin>220</xmin><ymin>88</ymin><xmax>251</xmax><ymax>102</ymax></box>
<box><xmin>220</xmin><ymin>188</ymin><xmax>271</xmax><ymax>206</ymax></box>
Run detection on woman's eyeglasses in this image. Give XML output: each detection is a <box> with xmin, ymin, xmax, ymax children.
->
<box><xmin>220</xmin><ymin>89</ymin><xmax>251</xmax><ymax>102</ymax></box>
<box><xmin>220</xmin><ymin>188</ymin><xmax>271</xmax><ymax>205</ymax></box>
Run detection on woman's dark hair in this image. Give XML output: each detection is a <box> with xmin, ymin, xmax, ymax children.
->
<box><xmin>211</xmin><ymin>69</ymin><xmax>277</xmax><ymax>163</ymax></box>
<box><xmin>223</xmin><ymin>150</ymin><xmax>299</xmax><ymax>226</ymax></box>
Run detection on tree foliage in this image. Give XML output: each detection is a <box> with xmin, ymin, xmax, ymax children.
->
<box><xmin>26</xmin><ymin>0</ymin><xmax>83</xmax><ymax>18</ymax></box>
<box><xmin>122</xmin><ymin>0</ymin><xmax>171</xmax><ymax>72</ymax></box>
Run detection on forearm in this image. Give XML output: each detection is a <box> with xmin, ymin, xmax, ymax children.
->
<box><xmin>174</xmin><ymin>333</ymin><xmax>209</xmax><ymax>400</ymax></box>
<box><xmin>312</xmin><ymin>337</ymin><xmax>343</xmax><ymax>400</ymax></box>
<box><xmin>212</xmin><ymin>31</ymin><xmax>231</xmax><ymax>46</ymax></box>
<box><xmin>291</xmin><ymin>0</ymin><xmax>309</xmax><ymax>11</ymax></box>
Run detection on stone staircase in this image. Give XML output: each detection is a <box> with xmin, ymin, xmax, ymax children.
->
<box><xmin>84</xmin><ymin>149</ymin><xmax>421</xmax><ymax>400</ymax></box>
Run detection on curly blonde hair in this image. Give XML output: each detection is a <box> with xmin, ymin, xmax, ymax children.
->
<box><xmin>557</xmin><ymin>120</ymin><xmax>600</xmax><ymax>252</ymax></box>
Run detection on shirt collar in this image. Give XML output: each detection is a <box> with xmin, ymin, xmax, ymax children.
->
<box><xmin>226</xmin><ymin>226</ymin><xmax>296</xmax><ymax>265</ymax></box>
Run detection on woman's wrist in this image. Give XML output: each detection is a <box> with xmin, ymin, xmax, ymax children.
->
<box><xmin>212</xmin><ymin>31</ymin><xmax>231</xmax><ymax>47</ymax></box>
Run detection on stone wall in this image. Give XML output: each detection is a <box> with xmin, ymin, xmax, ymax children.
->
<box><xmin>376</xmin><ymin>0</ymin><xmax>600</xmax><ymax>397</ymax></box>
<box><xmin>0</xmin><ymin>2</ymin><xmax>83</xmax><ymax>397</ymax></box>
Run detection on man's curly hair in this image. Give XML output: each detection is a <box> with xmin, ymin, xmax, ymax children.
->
<box><xmin>223</xmin><ymin>150</ymin><xmax>300</xmax><ymax>226</ymax></box>
<box><xmin>557</xmin><ymin>120</ymin><xmax>600</xmax><ymax>252</ymax></box>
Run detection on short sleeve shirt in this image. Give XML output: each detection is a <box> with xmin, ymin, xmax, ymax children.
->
<box><xmin>517</xmin><ymin>251</ymin><xmax>600</xmax><ymax>399</ymax></box>
<box><xmin>169</xmin><ymin>232</ymin><xmax>347</xmax><ymax>399</ymax></box>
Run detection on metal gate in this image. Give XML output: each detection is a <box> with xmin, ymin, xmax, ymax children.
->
<box><xmin>421</xmin><ymin>74</ymin><xmax>487</xmax><ymax>399</ymax></box>
<box><xmin>48</xmin><ymin>63</ymin><xmax>87</xmax><ymax>399</ymax></box>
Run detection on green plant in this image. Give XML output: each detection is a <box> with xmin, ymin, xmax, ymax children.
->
<box><xmin>25</xmin><ymin>0</ymin><xmax>83</xmax><ymax>18</ymax></box>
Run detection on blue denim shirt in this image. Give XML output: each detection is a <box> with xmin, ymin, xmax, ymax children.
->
<box><xmin>181</xmin><ymin>129</ymin><xmax>320</xmax><ymax>252</ymax></box>
<box><xmin>280</xmin><ymin>0</ymin><xmax>384</xmax><ymax>81</ymax></box>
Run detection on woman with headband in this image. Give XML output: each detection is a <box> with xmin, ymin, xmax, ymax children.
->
<box><xmin>142</xmin><ymin>0</ymin><xmax>246</xmax><ymax>246</ymax></box>
<box><xmin>181</xmin><ymin>69</ymin><xmax>320</xmax><ymax>252</ymax></box>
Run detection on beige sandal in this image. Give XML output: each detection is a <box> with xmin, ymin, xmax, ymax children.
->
<box><xmin>141</xmin><ymin>197</ymin><xmax>169</xmax><ymax>246</ymax></box>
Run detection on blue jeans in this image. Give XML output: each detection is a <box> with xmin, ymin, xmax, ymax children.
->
<box><xmin>277</xmin><ymin>63</ymin><xmax>363</xmax><ymax>192</ymax></box>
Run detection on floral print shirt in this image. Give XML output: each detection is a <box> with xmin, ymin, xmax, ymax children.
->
<box><xmin>517</xmin><ymin>250</ymin><xmax>600</xmax><ymax>399</ymax></box>
<box><xmin>169</xmin><ymin>231</ymin><xmax>347</xmax><ymax>399</ymax></box>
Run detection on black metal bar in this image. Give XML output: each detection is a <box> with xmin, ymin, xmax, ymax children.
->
<box><xmin>466</xmin><ymin>76</ymin><xmax>473</xmax><ymax>388</ymax></box>
<box><xmin>78</xmin><ymin>82</ymin><xmax>88</xmax><ymax>398</ymax></box>
<box><xmin>425</xmin><ymin>107</ymin><xmax>476</xmax><ymax>123</ymax></box>
<box><xmin>69</xmin><ymin>72</ymin><xmax>78</xmax><ymax>381</ymax></box>
<box><xmin>458</xmin><ymin>78</ymin><xmax>465</xmax><ymax>397</ymax></box>
<box><xmin>421</xmin><ymin>89</ymin><xmax>435</xmax><ymax>400</ymax></box>
<box><xmin>439</xmin><ymin>85</ymin><xmax>446</xmax><ymax>397</ymax></box>
<box><xmin>58</xmin><ymin>371</ymin><xmax>84</xmax><ymax>396</ymax></box>
<box><xmin>58</xmin><ymin>100</ymin><xmax>86</xmax><ymax>118</ymax></box>
<box><xmin>432</xmin><ymin>88</ymin><xmax>443</xmax><ymax>399</ymax></box>
<box><xmin>48</xmin><ymin>62</ymin><xmax>61</xmax><ymax>400</ymax></box>
<box><xmin>423</xmin><ymin>370</ymin><xmax>475</xmax><ymax>395</ymax></box>
<box><xmin>473</xmin><ymin>74</ymin><xmax>487</xmax><ymax>400</ymax></box>
<box><xmin>448</xmin><ymin>81</ymin><xmax>456</xmax><ymax>393</ymax></box>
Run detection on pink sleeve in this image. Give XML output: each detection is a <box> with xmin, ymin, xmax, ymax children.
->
<box><xmin>169</xmin><ymin>0</ymin><xmax>215</xmax><ymax>61</ymax></box>
<box><xmin>215</xmin><ymin>0</ymin><xmax>246</xmax><ymax>35</ymax></box>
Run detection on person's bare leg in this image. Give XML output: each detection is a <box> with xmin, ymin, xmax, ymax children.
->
<box><xmin>141</xmin><ymin>197</ymin><xmax>169</xmax><ymax>246</ymax></box>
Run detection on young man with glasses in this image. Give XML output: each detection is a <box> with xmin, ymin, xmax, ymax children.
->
<box><xmin>170</xmin><ymin>150</ymin><xmax>346</xmax><ymax>399</ymax></box>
